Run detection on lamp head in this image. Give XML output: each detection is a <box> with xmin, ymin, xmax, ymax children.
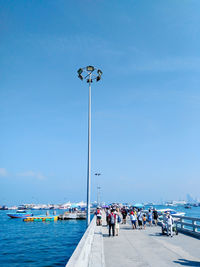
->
<box><xmin>97</xmin><ymin>69</ymin><xmax>102</xmax><ymax>76</ymax></box>
<box><xmin>77</xmin><ymin>68</ymin><xmax>83</xmax><ymax>75</ymax></box>
<box><xmin>87</xmin><ymin>78</ymin><xmax>92</xmax><ymax>83</ymax></box>
<box><xmin>96</xmin><ymin>76</ymin><xmax>101</xmax><ymax>82</ymax></box>
<box><xmin>86</xmin><ymin>66</ymin><xmax>95</xmax><ymax>72</ymax></box>
<box><xmin>78</xmin><ymin>74</ymin><xmax>83</xmax><ymax>80</ymax></box>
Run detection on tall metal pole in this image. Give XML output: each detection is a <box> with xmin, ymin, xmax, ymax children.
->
<box><xmin>86</xmin><ymin>73</ymin><xmax>92</xmax><ymax>226</ymax></box>
<box><xmin>97</xmin><ymin>186</ymin><xmax>101</xmax><ymax>206</ymax></box>
<box><xmin>77</xmin><ymin>66</ymin><xmax>102</xmax><ymax>227</ymax></box>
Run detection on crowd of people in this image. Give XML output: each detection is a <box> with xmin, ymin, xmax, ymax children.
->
<box><xmin>95</xmin><ymin>206</ymin><xmax>175</xmax><ymax>237</ymax></box>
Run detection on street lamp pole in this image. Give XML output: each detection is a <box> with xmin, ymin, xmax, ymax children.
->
<box><xmin>97</xmin><ymin>186</ymin><xmax>101</xmax><ymax>206</ymax></box>
<box><xmin>87</xmin><ymin>73</ymin><xmax>91</xmax><ymax>226</ymax></box>
<box><xmin>95</xmin><ymin>173</ymin><xmax>101</xmax><ymax>206</ymax></box>
<box><xmin>77</xmin><ymin>66</ymin><xmax>103</xmax><ymax>227</ymax></box>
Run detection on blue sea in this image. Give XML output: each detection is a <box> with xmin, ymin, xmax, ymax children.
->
<box><xmin>1</xmin><ymin>206</ymin><xmax>200</xmax><ymax>267</ymax></box>
<box><xmin>0</xmin><ymin>210</ymin><xmax>87</xmax><ymax>267</ymax></box>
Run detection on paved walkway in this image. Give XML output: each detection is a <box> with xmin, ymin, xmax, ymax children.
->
<box><xmin>102</xmin><ymin>218</ymin><xmax>200</xmax><ymax>267</ymax></box>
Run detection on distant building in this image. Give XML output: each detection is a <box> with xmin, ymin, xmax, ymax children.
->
<box><xmin>186</xmin><ymin>194</ymin><xmax>195</xmax><ymax>203</ymax></box>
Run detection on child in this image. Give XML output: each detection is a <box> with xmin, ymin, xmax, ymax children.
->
<box><xmin>143</xmin><ymin>214</ymin><xmax>147</xmax><ymax>230</ymax></box>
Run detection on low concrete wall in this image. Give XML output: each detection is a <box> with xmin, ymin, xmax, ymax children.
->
<box><xmin>66</xmin><ymin>216</ymin><xmax>105</xmax><ymax>267</ymax></box>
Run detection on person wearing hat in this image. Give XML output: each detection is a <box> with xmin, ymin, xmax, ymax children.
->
<box><xmin>130</xmin><ymin>211</ymin><xmax>137</xmax><ymax>229</ymax></box>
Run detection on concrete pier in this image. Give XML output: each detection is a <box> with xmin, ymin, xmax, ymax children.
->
<box><xmin>102</xmin><ymin>221</ymin><xmax>200</xmax><ymax>266</ymax></box>
<box><xmin>66</xmin><ymin>216</ymin><xmax>105</xmax><ymax>267</ymax></box>
<box><xmin>66</xmin><ymin>213</ymin><xmax>200</xmax><ymax>267</ymax></box>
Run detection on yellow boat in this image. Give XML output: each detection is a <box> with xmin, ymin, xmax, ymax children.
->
<box><xmin>23</xmin><ymin>216</ymin><xmax>58</xmax><ymax>222</ymax></box>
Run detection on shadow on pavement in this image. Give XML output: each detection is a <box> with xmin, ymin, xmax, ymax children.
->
<box><xmin>149</xmin><ymin>233</ymin><xmax>165</xmax><ymax>237</ymax></box>
<box><xmin>102</xmin><ymin>233</ymin><xmax>110</xmax><ymax>237</ymax></box>
<box><xmin>173</xmin><ymin>259</ymin><xmax>200</xmax><ymax>266</ymax></box>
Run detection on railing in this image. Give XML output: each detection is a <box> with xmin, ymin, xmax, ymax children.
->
<box><xmin>172</xmin><ymin>215</ymin><xmax>200</xmax><ymax>238</ymax></box>
<box><xmin>65</xmin><ymin>215</ymin><xmax>105</xmax><ymax>267</ymax></box>
<box><xmin>66</xmin><ymin>216</ymin><xmax>96</xmax><ymax>267</ymax></box>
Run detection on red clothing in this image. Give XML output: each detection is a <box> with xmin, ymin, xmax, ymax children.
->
<box><xmin>108</xmin><ymin>212</ymin><xmax>116</xmax><ymax>224</ymax></box>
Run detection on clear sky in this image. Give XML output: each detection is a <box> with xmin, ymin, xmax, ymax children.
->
<box><xmin>1</xmin><ymin>0</ymin><xmax>200</xmax><ymax>205</ymax></box>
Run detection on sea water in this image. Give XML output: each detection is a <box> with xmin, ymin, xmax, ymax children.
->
<box><xmin>0</xmin><ymin>210</ymin><xmax>86</xmax><ymax>267</ymax></box>
<box><xmin>1</xmin><ymin>206</ymin><xmax>200</xmax><ymax>266</ymax></box>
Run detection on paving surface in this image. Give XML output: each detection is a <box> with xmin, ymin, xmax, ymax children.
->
<box><xmin>102</xmin><ymin>218</ymin><xmax>200</xmax><ymax>267</ymax></box>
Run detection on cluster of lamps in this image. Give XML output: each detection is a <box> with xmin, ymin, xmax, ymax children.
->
<box><xmin>77</xmin><ymin>66</ymin><xmax>103</xmax><ymax>82</ymax></box>
<box><xmin>77</xmin><ymin>65</ymin><xmax>102</xmax><ymax>226</ymax></box>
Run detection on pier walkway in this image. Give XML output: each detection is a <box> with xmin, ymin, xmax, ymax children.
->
<box><xmin>102</xmin><ymin>219</ymin><xmax>200</xmax><ymax>267</ymax></box>
<box><xmin>66</xmin><ymin>214</ymin><xmax>200</xmax><ymax>267</ymax></box>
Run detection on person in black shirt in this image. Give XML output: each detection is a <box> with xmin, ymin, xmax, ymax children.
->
<box><xmin>121</xmin><ymin>209</ymin><xmax>127</xmax><ymax>224</ymax></box>
<box><xmin>153</xmin><ymin>208</ymin><xmax>158</xmax><ymax>226</ymax></box>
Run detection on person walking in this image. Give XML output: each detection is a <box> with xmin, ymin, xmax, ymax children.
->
<box><xmin>106</xmin><ymin>208</ymin><xmax>110</xmax><ymax>226</ymax></box>
<box><xmin>143</xmin><ymin>214</ymin><xmax>147</xmax><ymax>230</ymax></box>
<box><xmin>153</xmin><ymin>208</ymin><xmax>158</xmax><ymax>226</ymax></box>
<box><xmin>130</xmin><ymin>211</ymin><xmax>137</xmax><ymax>229</ymax></box>
<box><xmin>115</xmin><ymin>209</ymin><xmax>121</xmax><ymax>236</ymax></box>
<box><xmin>167</xmin><ymin>213</ymin><xmax>173</xmax><ymax>237</ymax></box>
<box><xmin>121</xmin><ymin>208</ymin><xmax>127</xmax><ymax>224</ymax></box>
<box><xmin>148</xmin><ymin>209</ymin><xmax>153</xmax><ymax>226</ymax></box>
<box><xmin>96</xmin><ymin>207</ymin><xmax>102</xmax><ymax>226</ymax></box>
<box><xmin>108</xmin><ymin>210</ymin><xmax>116</xmax><ymax>236</ymax></box>
<box><xmin>137</xmin><ymin>209</ymin><xmax>143</xmax><ymax>229</ymax></box>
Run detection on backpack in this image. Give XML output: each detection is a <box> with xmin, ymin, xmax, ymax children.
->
<box><xmin>97</xmin><ymin>209</ymin><xmax>100</xmax><ymax>214</ymax></box>
<box><xmin>110</xmin><ymin>214</ymin><xmax>115</xmax><ymax>224</ymax></box>
<box><xmin>118</xmin><ymin>216</ymin><xmax>121</xmax><ymax>223</ymax></box>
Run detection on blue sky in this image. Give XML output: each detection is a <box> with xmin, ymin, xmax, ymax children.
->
<box><xmin>1</xmin><ymin>0</ymin><xmax>200</xmax><ymax>205</ymax></box>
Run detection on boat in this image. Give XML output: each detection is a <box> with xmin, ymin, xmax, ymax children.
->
<box><xmin>23</xmin><ymin>215</ymin><xmax>58</xmax><ymax>222</ymax></box>
<box><xmin>184</xmin><ymin>205</ymin><xmax>192</xmax><ymax>209</ymax></box>
<box><xmin>157</xmin><ymin>209</ymin><xmax>185</xmax><ymax>221</ymax></box>
<box><xmin>59</xmin><ymin>211</ymin><xmax>86</xmax><ymax>220</ymax></box>
<box><xmin>7</xmin><ymin>210</ymin><xmax>33</xmax><ymax>218</ymax></box>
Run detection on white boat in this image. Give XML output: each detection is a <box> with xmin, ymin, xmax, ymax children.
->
<box><xmin>59</xmin><ymin>212</ymin><xmax>86</xmax><ymax>220</ymax></box>
<box><xmin>157</xmin><ymin>209</ymin><xmax>185</xmax><ymax>221</ymax></box>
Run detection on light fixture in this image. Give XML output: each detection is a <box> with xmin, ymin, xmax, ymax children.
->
<box><xmin>96</xmin><ymin>76</ymin><xmax>101</xmax><ymax>82</ymax></box>
<box><xmin>78</xmin><ymin>74</ymin><xmax>83</xmax><ymax>80</ymax></box>
<box><xmin>77</xmin><ymin>68</ymin><xmax>83</xmax><ymax>75</ymax></box>
<box><xmin>77</xmin><ymin>66</ymin><xmax>103</xmax><ymax>226</ymax></box>
<box><xmin>97</xmin><ymin>69</ymin><xmax>102</xmax><ymax>76</ymax></box>
<box><xmin>87</xmin><ymin>78</ymin><xmax>92</xmax><ymax>83</ymax></box>
<box><xmin>86</xmin><ymin>66</ymin><xmax>95</xmax><ymax>72</ymax></box>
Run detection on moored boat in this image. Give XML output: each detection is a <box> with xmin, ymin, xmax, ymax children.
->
<box><xmin>59</xmin><ymin>211</ymin><xmax>86</xmax><ymax>220</ymax></box>
<box><xmin>157</xmin><ymin>209</ymin><xmax>185</xmax><ymax>221</ymax></box>
<box><xmin>184</xmin><ymin>205</ymin><xmax>192</xmax><ymax>209</ymax></box>
<box><xmin>7</xmin><ymin>210</ymin><xmax>33</xmax><ymax>218</ymax></box>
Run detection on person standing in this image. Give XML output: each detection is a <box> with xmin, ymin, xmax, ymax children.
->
<box><xmin>108</xmin><ymin>210</ymin><xmax>116</xmax><ymax>236</ymax></box>
<box><xmin>137</xmin><ymin>209</ymin><xmax>143</xmax><ymax>229</ymax></box>
<box><xmin>130</xmin><ymin>211</ymin><xmax>137</xmax><ymax>229</ymax></box>
<box><xmin>148</xmin><ymin>209</ymin><xmax>153</xmax><ymax>226</ymax></box>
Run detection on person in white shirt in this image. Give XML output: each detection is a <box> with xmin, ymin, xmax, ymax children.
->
<box><xmin>130</xmin><ymin>211</ymin><xmax>137</xmax><ymax>229</ymax></box>
<box><xmin>167</xmin><ymin>214</ymin><xmax>173</xmax><ymax>237</ymax></box>
<box><xmin>114</xmin><ymin>209</ymin><xmax>121</xmax><ymax>236</ymax></box>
